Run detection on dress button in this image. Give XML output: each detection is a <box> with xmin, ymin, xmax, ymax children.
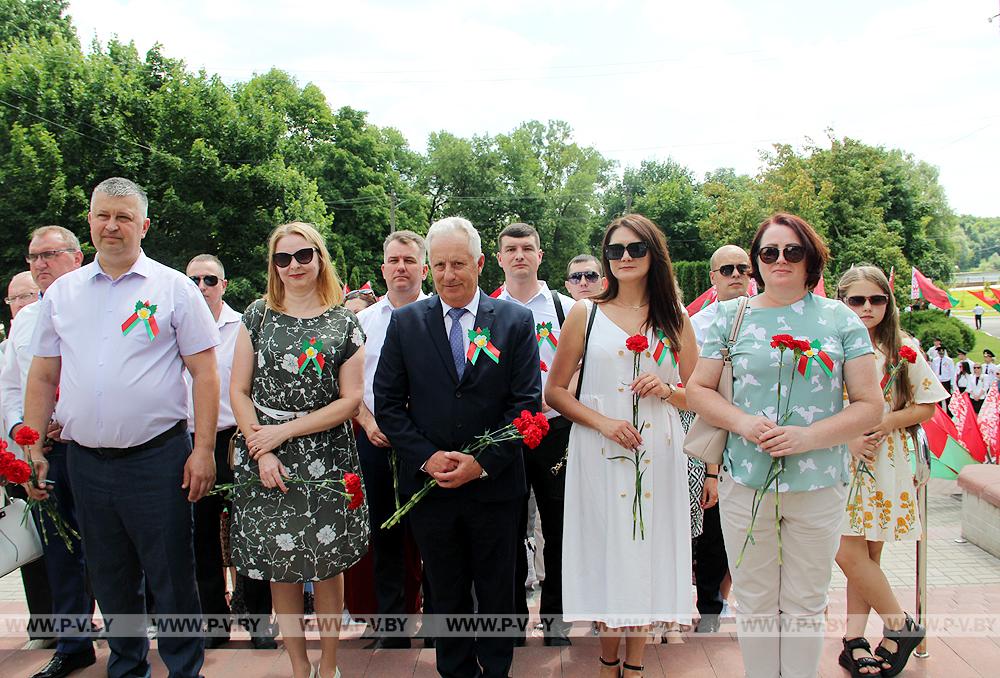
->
<box><xmin>455</xmin><ymin>392</ymin><xmax>462</xmax><ymax>399</ymax></box>
<box><xmin>456</xmin><ymin>423</ymin><xmax>463</xmax><ymax>429</ymax></box>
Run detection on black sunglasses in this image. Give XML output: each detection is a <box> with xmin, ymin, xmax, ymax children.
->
<box><xmin>189</xmin><ymin>275</ymin><xmax>220</xmax><ymax>287</ymax></box>
<box><xmin>273</xmin><ymin>247</ymin><xmax>317</xmax><ymax>268</ymax></box>
<box><xmin>758</xmin><ymin>245</ymin><xmax>806</xmax><ymax>264</ymax></box>
<box><xmin>567</xmin><ymin>271</ymin><xmax>601</xmax><ymax>283</ymax></box>
<box><xmin>712</xmin><ymin>264</ymin><xmax>752</xmax><ymax>277</ymax></box>
<box><xmin>605</xmin><ymin>242</ymin><xmax>649</xmax><ymax>260</ymax></box>
<box><xmin>845</xmin><ymin>294</ymin><xmax>890</xmax><ymax>308</ymax></box>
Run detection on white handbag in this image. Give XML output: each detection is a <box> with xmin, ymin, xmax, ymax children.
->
<box><xmin>0</xmin><ymin>485</ymin><xmax>44</xmax><ymax>578</ymax></box>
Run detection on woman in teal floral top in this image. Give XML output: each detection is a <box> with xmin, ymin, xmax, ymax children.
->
<box><xmin>688</xmin><ymin>213</ymin><xmax>883</xmax><ymax>678</ymax></box>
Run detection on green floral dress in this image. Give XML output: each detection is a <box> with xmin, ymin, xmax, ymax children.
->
<box><xmin>700</xmin><ymin>293</ymin><xmax>874</xmax><ymax>491</ymax></box>
<box><xmin>231</xmin><ymin>299</ymin><xmax>370</xmax><ymax>582</ymax></box>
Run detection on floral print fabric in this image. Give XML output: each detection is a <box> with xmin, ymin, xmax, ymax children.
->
<box><xmin>230</xmin><ymin>299</ymin><xmax>370</xmax><ymax>582</ymax></box>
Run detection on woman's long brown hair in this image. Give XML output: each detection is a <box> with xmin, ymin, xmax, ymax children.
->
<box><xmin>592</xmin><ymin>214</ymin><xmax>684</xmax><ymax>353</ymax></box>
<box><xmin>837</xmin><ymin>265</ymin><xmax>913</xmax><ymax>411</ymax></box>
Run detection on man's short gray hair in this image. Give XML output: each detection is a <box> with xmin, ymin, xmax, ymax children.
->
<box><xmin>92</xmin><ymin>177</ymin><xmax>149</xmax><ymax>219</ymax></box>
<box><xmin>187</xmin><ymin>254</ymin><xmax>226</xmax><ymax>279</ymax></box>
<box><xmin>29</xmin><ymin>225</ymin><xmax>81</xmax><ymax>251</ymax></box>
<box><xmin>566</xmin><ymin>254</ymin><xmax>603</xmax><ymax>278</ymax></box>
<box><xmin>383</xmin><ymin>230</ymin><xmax>427</xmax><ymax>263</ymax></box>
<box><xmin>426</xmin><ymin>217</ymin><xmax>482</xmax><ymax>259</ymax></box>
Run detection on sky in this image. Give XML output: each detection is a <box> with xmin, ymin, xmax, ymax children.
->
<box><xmin>66</xmin><ymin>0</ymin><xmax>1000</xmax><ymax>216</ymax></box>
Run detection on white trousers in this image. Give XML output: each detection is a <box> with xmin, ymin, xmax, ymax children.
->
<box><xmin>719</xmin><ymin>471</ymin><xmax>847</xmax><ymax>678</ymax></box>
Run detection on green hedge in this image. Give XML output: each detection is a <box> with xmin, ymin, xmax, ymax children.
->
<box><xmin>674</xmin><ymin>261</ymin><xmax>711</xmax><ymax>305</ymax></box>
<box><xmin>900</xmin><ymin>309</ymin><xmax>975</xmax><ymax>355</ymax></box>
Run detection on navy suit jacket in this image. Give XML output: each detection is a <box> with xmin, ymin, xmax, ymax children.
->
<box><xmin>374</xmin><ymin>291</ymin><xmax>542</xmax><ymax>502</ymax></box>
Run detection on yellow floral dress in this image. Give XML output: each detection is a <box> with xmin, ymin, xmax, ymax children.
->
<box><xmin>842</xmin><ymin>338</ymin><xmax>948</xmax><ymax>541</ymax></box>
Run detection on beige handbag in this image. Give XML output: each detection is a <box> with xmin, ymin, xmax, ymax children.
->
<box><xmin>683</xmin><ymin>296</ymin><xmax>750</xmax><ymax>464</ymax></box>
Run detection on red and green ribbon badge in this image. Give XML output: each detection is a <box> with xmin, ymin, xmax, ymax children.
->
<box><xmin>121</xmin><ymin>300</ymin><xmax>159</xmax><ymax>341</ymax></box>
<box><xmin>297</xmin><ymin>337</ymin><xmax>326</xmax><ymax>375</ymax></box>
<box><xmin>466</xmin><ymin>327</ymin><xmax>501</xmax><ymax>365</ymax></box>
<box><xmin>652</xmin><ymin>330</ymin><xmax>677</xmax><ymax>367</ymax></box>
<box><xmin>796</xmin><ymin>339</ymin><xmax>835</xmax><ymax>378</ymax></box>
<box><xmin>535</xmin><ymin>321</ymin><xmax>557</xmax><ymax>350</ymax></box>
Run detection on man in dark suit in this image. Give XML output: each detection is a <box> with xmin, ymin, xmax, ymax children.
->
<box><xmin>375</xmin><ymin>216</ymin><xmax>542</xmax><ymax>678</ymax></box>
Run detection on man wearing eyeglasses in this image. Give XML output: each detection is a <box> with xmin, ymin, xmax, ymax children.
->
<box><xmin>21</xmin><ymin>178</ymin><xmax>220</xmax><ymax>678</ymax></box>
<box><xmin>2</xmin><ymin>228</ymin><xmax>92</xmax><ymax>678</ymax></box>
<box><xmin>5</xmin><ymin>270</ymin><xmax>40</xmax><ymax>318</ymax></box>
<box><xmin>688</xmin><ymin>244</ymin><xmax>751</xmax><ymax>634</ymax></box>
<box><xmin>564</xmin><ymin>255</ymin><xmax>605</xmax><ymax>301</ymax></box>
<box><xmin>183</xmin><ymin>254</ymin><xmax>276</xmax><ymax>650</ymax></box>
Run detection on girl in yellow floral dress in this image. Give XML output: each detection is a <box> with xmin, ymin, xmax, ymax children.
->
<box><xmin>834</xmin><ymin>266</ymin><xmax>946</xmax><ymax>678</ymax></box>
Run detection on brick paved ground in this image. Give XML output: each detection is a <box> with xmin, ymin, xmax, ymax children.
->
<box><xmin>2</xmin><ymin>478</ymin><xmax>998</xmax><ymax>676</ymax></box>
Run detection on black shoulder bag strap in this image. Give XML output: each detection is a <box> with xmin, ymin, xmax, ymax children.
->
<box><xmin>575</xmin><ymin>301</ymin><xmax>599</xmax><ymax>400</ymax></box>
<box><xmin>551</xmin><ymin>287</ymin><xmax>566</xmax><ymax>328</ymax></box>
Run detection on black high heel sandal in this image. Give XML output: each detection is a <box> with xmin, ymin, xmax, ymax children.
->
<box><xmin>838</xmin><ymin>637</ymin><xmax>882</xmax><ymax>677</ymax></box>
<box><xmin>875</xmin><ymin>613</ymin><xmax>925</xmax><ymax>677</ymax></box>
<box><xmin>599</xmin><ymin>655</ymin><xmax>621</xmax><ymax>677</ymax></box>
<box><xmin>622</xmin><ymin>662</ymin><xmax>644</xmax><ymax>677</ymax></box>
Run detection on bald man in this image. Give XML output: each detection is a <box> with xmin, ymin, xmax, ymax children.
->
<box><xmin>5</xmin><ymin>271</ymin><xmax>39</xmax><ymax>319</ymax></box>
<box><xmin>690</xmin><ymin>245</ymin><xmax>752</xmax><ymax>345</ymax></box>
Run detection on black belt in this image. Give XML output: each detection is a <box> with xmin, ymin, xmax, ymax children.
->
<box><xmin>85</xmin><ymin>421</ymin><xmax>186</xmax><ymax>459</ymax></box>
<box><xmin>547</xmin><ymin>414</ymin><xmax>571</xmax><ymax>431</ymax></box>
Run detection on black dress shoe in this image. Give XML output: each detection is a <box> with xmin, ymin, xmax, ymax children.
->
<box><xmin>249</xmin><ymin>634</ymin><xmax>278</xmax><ymax>650</ymax></box>
<box><xmin>543</xmin><ymin>633</ymin><xmax>572</xmax><ymax>647</ymax></box>
<box><xmin>513</xmin><ymin>635</ymin><xmax>526</xmax><ymax>647</ymax></box>
<box><xmin>31</xmin><ymin>651</ymin><xmax>97</xmax><ymax>678</ymax></box>
<box><xmin>364</xmin><ymin>636</ymin><xmax>412</xmax><ymax>650</ymax></box>
<box><xmin>204</xmin><ymin>634</ymin><xmax>230</xmax><ymax>649</ymax></box>
<box><xmin>422</xmin><ymin>636</ymin><xmax>436</xmax><ymax>649</ymax></box>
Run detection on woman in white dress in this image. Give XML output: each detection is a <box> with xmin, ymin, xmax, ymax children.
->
<box><xmin>547</xmin><ymin>214</ymin><xmax>698</xmax><ymax>678</ymax></box>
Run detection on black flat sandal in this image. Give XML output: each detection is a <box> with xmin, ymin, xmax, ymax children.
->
<box><xmin>838</xmin><ymin>637</ymin><xmax>882</xmax><ymax>677</ymax></box>
<box><xmin>599</xmin><ymin>655</ymin><xmax>621</xmax><ymax>677</ymax></box>
<box><xmin>622</xmin><ymin>662</ymin><xmax>644</xmax><ymax>677</ymax></box>
<box><xmin>875</xmin><ymin>613</ymin><xmax>926</xmax><ymax>677</ymax></box>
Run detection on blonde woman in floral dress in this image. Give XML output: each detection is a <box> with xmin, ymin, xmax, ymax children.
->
<box><xmin>834</xmin><ymin>266</ymin><xmax>944</xmax><ymax>678</ymax></box>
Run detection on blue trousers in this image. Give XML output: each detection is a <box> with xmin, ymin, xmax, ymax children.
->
<box><xmin>68</xmin><ymin>429</ymin><xmax>203</xmax><ymax>678</ymax></box>
<box><xmin>38</xmin><ymin>443</ymin><xmax>95</xmax><ymax>655</ymax></box>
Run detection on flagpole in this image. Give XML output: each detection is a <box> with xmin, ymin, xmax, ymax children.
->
<box><xmin>914</xmin><ymin>428</ymin><xmax>932</xmax><ymax>659</ymax></box>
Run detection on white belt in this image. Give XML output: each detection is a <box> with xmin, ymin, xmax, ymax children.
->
<box><xmin>253</xmin><ymin>401</ymin><xmax>311</xmax><ymax>421</ymax></box>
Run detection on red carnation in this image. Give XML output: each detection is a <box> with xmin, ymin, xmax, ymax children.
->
<box><xmin>343</xmin><ymin>472</ymin><xmax>362</xmax><ymax>495</ymax></box>
<box><xmin>899</xmin><ymin>346</ymin><xmax>918</xmax><ymax>364</ymax></box>
<box><xmin>534</xmin><ymin>413</ymin><xmax>550</xmax><ymax>437</ymax></box>
<box><xmin>14</xmin><ymin>426</ymin><xmax>40</xmax><ymax>447</ymax></box>
<box><xmin>348</xmin><ymin>486</ymin><xmax>364</xmax><ymax>510</ymax></box>
<box><xmin>625</xmin><ymin>335</ymin><xmax>649</xmax><ymax>353</ymax></box>
<box><xmin>795</xmin><ymin>339</ymin><xmax>812</xmax><ymax>353</ymax></box>
<box><xmin>769</xmin><ymin>334</ymin><xmax>796</xmax><ymax>350</ymax></box>
<box><xmin>4</xmin><ymin>458</ymin><xmax>31</xmax><ymax>484</ymax></box>
<box><xmin>0</xmin><ymin>450</ymin><xmax>15</xmax><ymax>477</ymax></box>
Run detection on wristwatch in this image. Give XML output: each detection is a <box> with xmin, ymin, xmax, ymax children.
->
<box><xmin>479</xmin><ymin>466</ymin><xmax>489</xmax><ymax>479</ymax></box>
<box><xmin>660</xmin><ymin>383</ymin><xmax>676</xmax><ymax>402</ymax></box>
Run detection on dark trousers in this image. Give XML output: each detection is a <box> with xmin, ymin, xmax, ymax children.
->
<box><xmin>694</xmin><ymin>503</ymin><xmax>728</xmax><ymax>618</ymax></box>
<box><xmin>38</xmin><ymin>443</ymin><xmax>95</xmax><ymax>654</ymax></box>
<box><xmin>514</xmin><ymin>422</ymin><xmax>570</xmax><ymax>631</ymax></box>
<box><xmin>409</xmin><ymin>494</ymin><xmax>519</xmax><ymax>678</ymax></box>
<box><xmin>193</xmin><ymin>428</ymin><xmax>233</xmax><ymax>619</ymax></box>
<box><xmin>69</xmin><ymin>429</ymin><xmax>203</xmax><ymax>678</ymax></box>
<box><xmin>976</xmin><ymin>315</ymin><xmax>983</xmax><ymax>330</ymax></box>
<box><xmin>357</xmin><ymin>428</ymin><xmax>408</xmax><ymax>624</ymax></box>
<box><xmin>7</xmin><ymin>483</ymin><xmax>53</xmax><ymax>640</ymax></box>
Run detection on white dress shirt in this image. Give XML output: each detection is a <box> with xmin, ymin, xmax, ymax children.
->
<box><xmin>357</xmin><ymin>291</ymin><xmax>428</xmax><ymax>414</ymax></box>
<box><xmin>982</xmin><ymin>362</ymin><xmax>997</xmax><ymax>391</ymax></box>
<box><xmin>690</xmin><ymin>300</ymin><xmax>720</xmax><ymax>347</ymax></box>
<box><xmin>31</xmin><ymin>251</ymin><xmax>221</xmax><ymax>448</ymax></box>
<box><xmin>930</xmin><ymin>353</ymin><xmax>955</xmax><ymax>383</ymax></box>
<box><xmin>0</xmin><ymin>341</ymin><xmax>21</xmax><ymax>460</ymax></box>
<box><xmin>1</xmin><ymin>300</ymin><xmax>44</xmax><ymax>440</ymax></box>
<box><xmin>441</xmin><ymin>291</ymin><xmax>481</xmax><ymax>343</ymax></box>
<box><xmin>185</xmin><ymin>301</ymin><xmax>241</xmax><ymax>432</ymax></box>
<box><xmin>497</xmin><ymin>282</ymin><xmax>574</xmax><ymax>419</ymax></box>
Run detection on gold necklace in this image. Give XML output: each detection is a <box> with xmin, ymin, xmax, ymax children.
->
<box><xmin>614</xmin><ymin>300</ymin><xmax>648</xmax><ymax>311</ymax></box>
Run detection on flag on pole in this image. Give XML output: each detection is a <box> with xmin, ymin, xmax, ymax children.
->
<box><xmin>967</xmin><ymin>289</ymin><xmax>1000</xmax><ymax>312</ymax></box>
<box><xmin>489</xmin><ymin>285</ymin><xmax>504</xmax><ymax>298</ymax></box>
<box><xmin>686</xmin><ymin>286</ymin><xmax>718</xmax><ymax>316</ymax></box>
<box><xmin>747</xmin><ymin>278</ymin><xmax>758</xmax><ymax>296</ymax></box>
<box><xmin>978</xmin><ymin>381</ymin><xmax>1000</xmax><ymax>461</ymax></box>
<box><xmin>910</xmin><ymin>267</ymin><xmax>957</xmax><ymax>310</ymax></box>
<box><xmin>922</xmin><ymin>404</ymin><xmax>960</xmax><ymax>455</ymax></box>
<box><xmin>813</xmin><ymin>274</ymin><xmax>826</xmax><ymax>298</ymax></box>
<box><xmin>948</xmin><ymin>391</ymin><xmax>989</xmax><ymax>463</ymax></box>
<box><xmin>989</xmin><ymin>287</ymin><xmax>1000</xmax><ymax>307</ymax></box>
<box><xmin>888</xmin><ymin>266</ymin><xmax>895</xmax><ymax>291</ymax></box>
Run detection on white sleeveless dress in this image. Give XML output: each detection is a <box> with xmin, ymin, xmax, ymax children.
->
<box><xmin>562</xmin><ymin>301</ymin><xmax>693</xmax><ymax>627</ymax></box>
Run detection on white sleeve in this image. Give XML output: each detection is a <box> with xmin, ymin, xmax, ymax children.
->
<box><xmin>0</xmin><ymin>339</ymin><xmax>23</xmax><ymax>436</ymax></box>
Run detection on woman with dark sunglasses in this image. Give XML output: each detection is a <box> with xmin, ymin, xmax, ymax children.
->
<box><xmin>833</xmin><ymin>265</ymin><xmax>939</xmax><ymax>677</ymax></box>
<box><xmin>547</xmin><ymin>214</ymin><xmax>699</xmax><ymax>678</ymax></box>
<box><xmin>229</xmin><ymin>222</ymin><xmax>369</xmax><ymax>678</ymax></box>
<box><xmin>687</xmin><ymin>213</ymin><xmax>883</xmax><ymax>678</ymax></box>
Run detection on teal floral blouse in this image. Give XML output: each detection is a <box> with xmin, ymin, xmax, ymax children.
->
<box><xmin>700</xmin><ymin>293</ymin><xmax>874</xmax><ymax>492</ymax></box>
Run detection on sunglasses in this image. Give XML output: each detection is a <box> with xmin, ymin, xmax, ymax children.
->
<box><xmin>567</xmin><ymin>271</ymin><xmax>601</xmax><ymax>284</ymax></box>
<box><xmin>189</xmin><ymin>275</ymin><xmax>220</xmax><ymax>287</ymax></box>
<box><xmin>845</xmin><ymin>294</ymin><xmax>890</xmax><ymax>308</ymax></box>
<box><xmin>273</xmin><ymin>247</ymin><xmax>317</xmax><ymax>268</ymax></box>
<box><xmin>712</xmin><ymin>263</ymin><xmax>752</xmax><ymax>277</ymax></box>
<box><xmin>758</xmin><ymin>245</ymin><xmax>805</xmax><ymax>264</ymax></box>
<box><xmin>605</xmin><ymin>242</ymin><xmax>649</xmax><ymax>260</ymax></box>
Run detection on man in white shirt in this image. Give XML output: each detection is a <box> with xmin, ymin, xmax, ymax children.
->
<box><xmin>689</xmin><ymin>244</ymin><xmax>750</xmax><ymax>633</ymax></box>
<box><xmin>184</xmin><ymin>254</ymin><xmax>275</xmax><ymax>650</ymax></box>
<box><xmin>929</xmin><ymin>339</ymin><xmax>956</xmax><ymax>408</ymax></box>
<box><xmin>982</xmin><ymin>349</ymin><xmax>997</xmax><ymax>391</ymax></box>
<box><xmin>2</xmin><ymin>229</ymin><xmax>93</xmax><ymax>677</ymax></box>
<box><xmin>974</xmin><ymin>304</ymin><xmax>985</xmax><ymax>330</ymax></box>
<box><xmin>354</xmin><ymin>231</ymin><xmax>428</xmax><ymax>649</ymax></box>
<box><xmin>495</xmin><ymin>222</ymin><xmax>575</xmax><ymax>646</ymax></box>
<box><xmin>563</xmin><ymin>254</ymin><xmax>605</xmax><ymax>301</ymax></box>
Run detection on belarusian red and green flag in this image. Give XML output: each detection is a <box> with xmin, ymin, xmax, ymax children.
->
<box><xmin>910</xmin><ymin>266</ymin><xmax>958</xmax><ymax>310</ymax></box>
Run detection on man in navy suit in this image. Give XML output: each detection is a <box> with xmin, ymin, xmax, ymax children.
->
<box><xmin>375</xmin><ymin>216</ymin><xmax>542</xmax><ymax>678</ymax></box>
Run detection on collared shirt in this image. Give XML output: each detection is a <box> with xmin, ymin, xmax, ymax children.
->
<box><xmin>1</xmin><ymin>300</ymin><xmax>44</xmax><ymax>440</ymax></box>
<box><xmin>690</xmin><ymin>300</ymin><xmax>720</xmax><ymax>346</ymax></box>
<box><xmin>497</xmin><ymin>282</ymin><xmax>574</xmax><ymax>419</ymax></box>
<box><xmin>185</xmin><ymin>302</ymin><xmax>241</xmax><ymax>432</ymax></box>
<box><xmin>357</xmin><ymin>291</ymin><xmax>428</xmax><ymax>414</ymax></box>
<box><xmin>982</xmin><ymin>362</ymin><xmax>997</xmax><ymax>391</ymax></box>
<box><xmin>441</xmin><ymin>290</ymin><xmax>481</xmax><ymax>341</ymax></box>
<box><xmin>0</xmin><ymin>341</ymin><xmax>21</xmax><ymax>460</ymax></box>
<box><xmin>31</xmin><ymin>251</ymin><xmax>220</xmax><ymax>448</ymax></box>
<box><xmin>930</xmin><ymin>353</ymin><xmax>955</xmax><ymax>383</ymax></box>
